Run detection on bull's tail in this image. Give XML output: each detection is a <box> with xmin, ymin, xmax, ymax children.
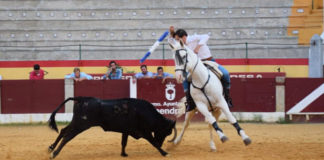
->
<box><xmin>48</xmin><ymin>97</ymin><xmax>77</xmax><ymax>133</ymax></box>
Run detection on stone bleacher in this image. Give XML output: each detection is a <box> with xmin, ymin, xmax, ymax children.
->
<box><xmin>0</xmin><ymin>0</ymin><xmax>310</xmax><ymax>61</ymax></box>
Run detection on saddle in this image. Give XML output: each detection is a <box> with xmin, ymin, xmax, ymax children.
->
<box><xmin>202</xmin><ymin>61</ymin><xmax>223</xmax><ymax>79</ymax></box>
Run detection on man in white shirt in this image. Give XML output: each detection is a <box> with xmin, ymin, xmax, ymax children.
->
<box><xmin>170</xmin><ymin>27</ymin><xmax>233</xmax><ymax>109</ymax></box>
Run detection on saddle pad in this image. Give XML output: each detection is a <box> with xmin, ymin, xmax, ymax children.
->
<box><xmin>202</xmin><ymin>61</ymin><xmax>223</xmax><ymax>79</ymax></box>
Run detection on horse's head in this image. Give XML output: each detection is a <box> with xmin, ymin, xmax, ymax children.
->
<box><xmin>168</xmin><ymin>38</ymin><xmax>196</xmax><ymax>84</ymax></box>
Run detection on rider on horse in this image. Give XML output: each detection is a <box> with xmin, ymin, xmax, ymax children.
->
<box><xmin>169</xmin><ymin>26</ymin><xmax>233</xmax><ymax>110</ymax></box>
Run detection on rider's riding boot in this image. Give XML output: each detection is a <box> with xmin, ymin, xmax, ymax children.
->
<box><xmin>185</xmin><ymin>90</ymin><xmax>196</xmax><ymax>112</ymax></box>
<box><xmin>224</xmin><ymin>88</ymin><xmax>233</xmax><ymax>108</ymax></box>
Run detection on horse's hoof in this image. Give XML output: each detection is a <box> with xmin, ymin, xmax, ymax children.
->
<box><xmin>220</xmin><ymin>136</ymin><xmax>229</xmax><ymax>143</ymax></box>
<box><xmin>243</xmin><ymin>138</ymin><xmax>252</xmax><ymax>146</ymax></box>
<box><xmin>210</xmin><ymin>148</ymin><xmax>217</xmax><ymax>152</ymax></box>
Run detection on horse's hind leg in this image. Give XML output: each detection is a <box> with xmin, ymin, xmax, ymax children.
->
<box><xmin>219</xmin><ymin>101</ymin><xmax>252</xmax><ymax>146</ymax></box>
<box><xmin>173</xmin><ymin>109</ymin><xmax>195</xmax><ymax>145</ymax></box>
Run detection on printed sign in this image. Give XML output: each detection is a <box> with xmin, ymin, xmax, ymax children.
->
<box><xmin>137</xmin><ymin>79</ymin><xmax>185</xmax><ymax>117</ymax></box>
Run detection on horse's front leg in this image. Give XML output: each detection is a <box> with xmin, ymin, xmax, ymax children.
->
<box><xmin>208</xmin><ymin>124</ymin><xmax>216</xmax><ymax>152</ymax></box>
<box><xmin>219</xmin><ymin>100</ymin><xmax>251</xmax><ymax>146</ymax></box>
<box><xmin>195</xmin><ymin>101</ymin><xmax>228</xmax><ymax>143</ymax></box>
<box><xmin>173</xmin><ymin>109</ymin><xmax>196</xmax><ymax>145</ymax></box>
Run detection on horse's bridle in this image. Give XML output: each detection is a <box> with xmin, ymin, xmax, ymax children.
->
<box><xmin>174</xmin><ymin>49</ymin><xmax>199</xmax><ymax>76</ymax></box>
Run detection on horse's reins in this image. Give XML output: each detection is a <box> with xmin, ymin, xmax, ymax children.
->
<box><xmin>175</xmin><ymin>49</ymin><xmax>213</xmax><ymax>111</ymax></box>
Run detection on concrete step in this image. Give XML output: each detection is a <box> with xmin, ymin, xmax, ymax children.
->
<box><xmin>0</xmin><ymin>8</ymin><xmax>292</xmax><ymax>21</ymax></box>
<box><xmin>0</xmin><ymin>18</ymin><xmax>290</xmax><ymax>30</ymax></box>
<box><xmin>0</xmin><ymin>27</ymin><xmax>291</xmax><ymax>42</ymax></box>
<box><xmin>0</xmin><ymin>36</ymin><xmax>299</xmax><ymax>47</ymax></box>
<box><xmin>0</xmin><ymin>0</ymin><xmax>294</xmax><ymax>10</ymax></box>
<box><xmin>0</xmin><ymin>44</ymin><xmax>308</xmax><ymax>61</ymax></box>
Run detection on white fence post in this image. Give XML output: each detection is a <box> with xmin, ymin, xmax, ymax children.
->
<box><xmin>309</xmin><ymin>34</ymin><xmax>323</xmax><ymax>77</ymax></box>
<box><xmin>64</xmin><ymin>79</ymin><xmax>74</xmax><ymax>113</ymax></box>
<box><xmin>275</xmin><ymin>76</ymin><xmax>285</xmax><ymax>112</ymax></box>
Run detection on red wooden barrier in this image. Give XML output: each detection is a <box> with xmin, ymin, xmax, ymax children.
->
<box><xmin>74</xmin><ymin>80</ymin><xmax>130</xmax><ymax>99</ymax></box>
<box><xmin>230</xmin><ymin>78</ymin><xmax>276</xmax><ymax>112</ymax></box>
<box><xmin>285</xmin><ymin>78</ymin><xmax>324</xmax><ymax>112</ymax></box>
<box><xmin>1</xmin><ymin>80</ymin><xmax>65</xmax><ymax>113</ymax></box>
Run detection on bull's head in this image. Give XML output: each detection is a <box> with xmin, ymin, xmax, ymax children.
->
<box><xmin>155</xmin><ymin>119</ymin><xmax>177</xmax><ymax>147</ymax></box>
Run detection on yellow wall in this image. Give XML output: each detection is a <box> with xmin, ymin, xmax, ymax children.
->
<box><xmin>0</xmin><ymin>65</ymin><xmax>308</xmax><ymax>80</ymax></box>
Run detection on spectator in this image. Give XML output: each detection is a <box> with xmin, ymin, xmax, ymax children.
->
<box><xmin>65</xmin><ymin>67</ymin><xmax>93</xmax><ymax>82</ymax></box>
<box><xmin>103</xmin><ymin>61</ymin><xmax>122</xmax><ymax>80</ymax></box>
<box><xmin>0</xmin><ymin>74</ymin><xmax>2</xmax><ymax>80</ymax></box>
<box><xmin>153</xmin><ymin>66</ymin><xmax>173</xmax><ymax>82</ymax></box>
<box><xmin>134</xmin><ymin>64</ymin><xmax>153</xmax><ymax>79</ymax></box>
<box><xmin>320</xmin><ymin>31</ymin><xmax>324</xmax><ymax>44</ymax></box>
<box><xmin>30</xmin><ymin>64</ymin><xmax>47</xmax><ymax>80</ymax></box>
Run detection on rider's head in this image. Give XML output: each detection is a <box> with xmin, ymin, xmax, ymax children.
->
<box><xmin>173</xmin><ymin>29</ymin><xmax>188</xmax><ymax>44</ymax></box>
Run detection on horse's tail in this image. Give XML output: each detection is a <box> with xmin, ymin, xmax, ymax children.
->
<box><xmin>176</xmin><ymin>96</ymin><xmax>186</xmax><ymax>118</ymax></box>
<box><xmin>48</xmin><ymin>97</ymin><xmax>77</xmax><ymax>133</ymax></box>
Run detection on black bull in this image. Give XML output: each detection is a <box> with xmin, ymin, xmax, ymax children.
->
<box><xmin>48</xmin><ymin>97</ymin><xmax>177</xmax><ymax>159</ymax></box>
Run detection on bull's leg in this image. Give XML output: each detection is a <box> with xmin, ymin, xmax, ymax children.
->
<box><xmin>48</xmin><ymin>125</ymin><xmax>71</xmax><ymax>153</ymax></box>
<box><xmin>143</xmin><ymin>133</ymin><xmax>168</xmax><ymax>156</ymax></box>
<box><xmin>173</xmin><ymin>109</ymin><xmax>195</xmax><ymax>145</ymax></box>
<box><xmin>195</xmin><ymin>101</ymin><xmax>228</xmax><ymax>143</ymax></box>
<box><xmin>121</xmin><ymin>133</ymin><xmax>129</xmax><ymax>157</ymax></box>
<box><xmin>219</xmin><ymin>100</ymin><xmax>252</xmax><ymax>146</ymax></box>
<box><xmin>50</xmin><ymin>128</ymin><xmax>87</xmax><ymax>159</ymax></box>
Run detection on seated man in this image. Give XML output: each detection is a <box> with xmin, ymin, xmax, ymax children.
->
<box><xmin>65</xmin><ymin>67</ymin><xmax>93</xmax><ymax>82</ymax></box>
<box><xmin>134</xmin><ymin>65</ymin><xmax>153</xmax><ymax>79</ymax></box>
<box><xmin>103</xmin><ymin>61</ymin><xmax>122</xmax><ymax>80</ymax></box>
<box><xmin>153</xmin><ymin>66</ymin><xmax>173</xmax><ymax>82</ymax></box>
<box><xmin>30</xmin><ymin>64</ymin><xmax>48</xmax><ymax>80</ymax></box>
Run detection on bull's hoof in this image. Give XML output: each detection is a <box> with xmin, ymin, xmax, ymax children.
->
<box><xmin>161</xmin><ymin>151</ymin><xmax>168</xmax><ymax>157</ymax></box>
<box><xmin>48</xmin><ymin>145</ymin><xmax>54</xmax><ymax>153</ymax></box>
<box><xmin>220</xmin><ymin>136</ymin><xmax>229</xmax><ymax>143</ymax></box>
<box><xmin>243</xmin><ymin>138</ymin><xmax>252</xmax><ymax>146</ymax></box>
<box><xmin>121</xmin><ymin>153</ymin><xmax>128</xmax><ymax>157</ymax></box>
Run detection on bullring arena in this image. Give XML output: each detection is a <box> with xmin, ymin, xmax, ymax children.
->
<box><xmin>1</xmin><ymin>0</ymin><xmax>324</xmax><ymax>160</ymax></box>
<box><xmin>0</xmin><ymin>122</ymin><xmax>324</xmax><ymax>160</ymax></box>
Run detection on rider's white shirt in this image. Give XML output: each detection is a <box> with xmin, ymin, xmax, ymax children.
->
<box><xmin>186</xmin><ymin>34</ymin><xmax>212</xmax><ymax>60</ymax></box>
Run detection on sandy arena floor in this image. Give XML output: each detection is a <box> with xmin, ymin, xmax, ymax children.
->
<box><xmin>0</xmin><ymin>122</ymin><xmax>324</xmax><ymax>160</ymax></box>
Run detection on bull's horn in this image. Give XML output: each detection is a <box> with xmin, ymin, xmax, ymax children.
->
<box><xmin>168</xmin><ymin>126</ymin><xmax>177</xmax><ymax>143</ymax></box>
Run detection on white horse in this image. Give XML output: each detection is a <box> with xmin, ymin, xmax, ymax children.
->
<box><xmin>168</xmin><ymin>39</ymin><xmax>251</xmax><ymax>151</ymax></box>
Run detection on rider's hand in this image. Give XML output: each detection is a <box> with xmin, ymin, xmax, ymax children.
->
<box><xmin>194</xmin><ymin>45</ymin><xmax>202</xmax><ymax>54</ymax></box>
<box><xmin>169</xmin><ymin>26</ymin><xmax>175</xmax><ymax>37</ymax></box>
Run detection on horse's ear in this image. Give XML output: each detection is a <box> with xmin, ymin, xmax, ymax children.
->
<box><xmin>179</xmin><ymin>39</ymin><xmax>184</xmax><ymax>47</ymax></box>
